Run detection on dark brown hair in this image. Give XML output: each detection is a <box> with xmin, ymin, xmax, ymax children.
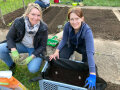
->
<box><xmin>68</xmin><ymin>7</ymin><xmax>83</xmax><ymax>19</ymax></box>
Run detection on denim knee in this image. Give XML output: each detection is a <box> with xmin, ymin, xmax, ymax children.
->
<box><xmin>28</xmin><ymin>57</ymin><xmax>43</xmax><ymax>73</ymax></box>
<box><xmin>0</xmin><ymin>43</ymin><xmax>9</xmax><ymax>58</ymax></box>
<box><xmin>0</xmin><ymin>43</ymin><xmax>8</xmax><ymax>54</ymax></box>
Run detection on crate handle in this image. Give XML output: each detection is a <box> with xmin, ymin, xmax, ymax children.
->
<box><xmin>51</xmin><ymin>36</ymin><xmax>58</xmax><ymax>40</ymax></box>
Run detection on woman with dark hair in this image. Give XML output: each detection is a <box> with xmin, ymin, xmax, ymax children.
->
<box><xmin>49</xmin><ymin>7</ymin><xmax>96</xmax><ymax>89</ymax></box>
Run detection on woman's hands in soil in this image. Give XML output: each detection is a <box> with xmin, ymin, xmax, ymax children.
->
<box><xmin>85</xmin><ymin>74</ymin><xmax>96</xmax><ymax>89</ymax></box>
<box><xmin>49</xmin><ymin>49</ymin><xmax>59</xmax><ymax>61</ymax></box>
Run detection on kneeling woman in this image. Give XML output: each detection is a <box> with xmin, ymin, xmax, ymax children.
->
<box><xmin>49</xmin><ymin>7</ymin><xmax>96</xmax><ymax>89</ymax></box>
<box><xmin>0</xmin><ymin>3</ymin><xmax>48</xmax><ymax>73</ymax></box>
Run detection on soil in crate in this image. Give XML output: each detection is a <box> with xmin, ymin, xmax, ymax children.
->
<box><xmin>43</xmin><ymin>64</ymin><xmax>120</xmax><ymax>90</ymax></box>
<box><xmin>44</xmin><ymin>65</ymin><xmax>89</xmax><ymax>87</ymax></box>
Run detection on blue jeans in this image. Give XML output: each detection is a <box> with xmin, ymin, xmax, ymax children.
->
<box><xmin>35</xmin><ymin>1</ymin><xmax>50</xmax><ymax>8</ymax></box>
<box><xmin>59</xmin><ymin>44</ymin><xmax>87</xmax><ymax>62</ymax></box>
<box><xmin>0</xmin><ymin>43</ymin><xmax>43</xmax><ymax>73</ymax></box>
<box><xmin>59</xmin><ymin>44</ymin><xmax>99</xmax><ymax>76</ymax></box>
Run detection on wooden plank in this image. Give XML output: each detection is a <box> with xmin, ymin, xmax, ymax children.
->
<box><xmin>55</xmin><ymin>31</ymin><xmax>63</xmax><ymax>41</ymax></box>
<box><xmin>112</xmin><ymin>8</ymin><xmax>120</xmax><ymax>21</ymax></box>
<box><xmin>0</xmin><ymin>8</ymin><xmax>6</xmax><ymax>25</ymax></box>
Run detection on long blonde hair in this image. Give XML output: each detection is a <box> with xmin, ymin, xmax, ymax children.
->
<box><xmin>23</xmin><ymin>3</ymin><xmax>42</xmax><ymax>19</ymax></box>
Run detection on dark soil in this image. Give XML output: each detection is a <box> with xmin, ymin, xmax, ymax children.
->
<box><xmin>45</xmin><ymin>65</ymin><xmax>89</xmax><ymax>87</ymax></box>
<box><xmin>0</xmin><ymin>7</ymin><xmax>24</xmax><ymax>29</ymax></box>
<box><xmin>82</xmin><ymin>9</ymin><xmax>120</xmax><ymax>41</ymax></box>
<box><xmin>0</xmin><ymin>6</ymin><xmax>120</xmax><ymax>89</ymax></box>
<box><xmin>0</xmin><ymin>7</ymin><xmax>120</xmax><ymax>41</ymax></box>
<box><xmin>43</xmin><ymin>6</ymin><xmax>69</xmax><ymax>34</ymax></box>
<box><xmin>0</xmin><ymin>6</ymin><xmax>69</xmax><ymax>34</ymax></box>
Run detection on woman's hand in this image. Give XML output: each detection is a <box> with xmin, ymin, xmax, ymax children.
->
<box><xmin>11</xmin><ymin>48</ymin><xmax>20</xmax><ymax>63</ymax></box>
<box><xmin>49</xmin><ymin>49</ymin><xmax>59</xmax><ymax>61</ymax></box>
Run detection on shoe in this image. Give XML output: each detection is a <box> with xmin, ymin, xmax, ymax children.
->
<box><xmin>9</xmin><ymin>63</ymin><xmax>16</xmax><ymax>75</ymax></box>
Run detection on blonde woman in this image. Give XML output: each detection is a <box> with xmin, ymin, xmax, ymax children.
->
<box><xmin>0</xmin><ymin>3</ymin><xmax>48</xmax><ymax>74</ymax></box>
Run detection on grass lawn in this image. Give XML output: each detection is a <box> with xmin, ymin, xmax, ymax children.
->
<box><xmin>0</xmin><ymin>0</ymin><xmax>35</xmax><ymax>15</ymax></box>
<box><xmin>0</xmin><ymin>0</ymin><xmax>120</xmax><ymax>15</ymax></box>
<box><xmin>83</xmin><ymin>0</ymin><xmax>120</xmax><ymax>6</ymax></box>
<box><xmin>0</xmin><ymin>60</ymin><xmax>43</xmax><ymax>90</ymax></box>
<box><xmin>52</xmin><ymin>0</ymin><xmax>120</xmax><ymax>6</ymax></box>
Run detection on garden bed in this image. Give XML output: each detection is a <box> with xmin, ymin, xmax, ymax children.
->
<box><xmin>0</xmin><ymin>7</ymin><xmax>120</xmax><ymax>41</ymax></box>
<box><xmin>0</xmin><ymin>6</ymin><xmax>120</xmax><ymax>89</ymax></box>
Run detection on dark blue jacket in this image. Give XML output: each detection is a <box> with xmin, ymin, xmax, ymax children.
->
<box><xmin>57</xmin><ymin>22</ymin><xmax>96</xmax><ymax>73</ymax></box>
<box><xmin>6</xmin><ymin>17</ymin><xmax>48</xmax><ymax>57</ymax></box>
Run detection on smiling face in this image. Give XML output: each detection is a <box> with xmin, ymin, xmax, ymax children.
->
<box><xmin>69</xmin><ymin>13</ymin><xmax>83</xmax><ymax>31</ymax></box>
<box><xmin>67</xmin><ymin>7</ymin><xmax>84</xmax><ymax>32</ymax></box>
<box><xmin>27</xmin><ymin>8</ymin><xmax>41</xmax><ymax>26</ymax></box>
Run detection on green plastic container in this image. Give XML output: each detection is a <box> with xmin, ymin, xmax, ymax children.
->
<box><xmin>47</xmin><ymin>36</ymin><xmax>59</xmax><ymax>47</ymax></box>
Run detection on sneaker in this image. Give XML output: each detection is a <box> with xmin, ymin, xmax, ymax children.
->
<box><xmin>9</xmin><ymin>63</ymin><xmax>16</xmax><ymax>75</ymax></box>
